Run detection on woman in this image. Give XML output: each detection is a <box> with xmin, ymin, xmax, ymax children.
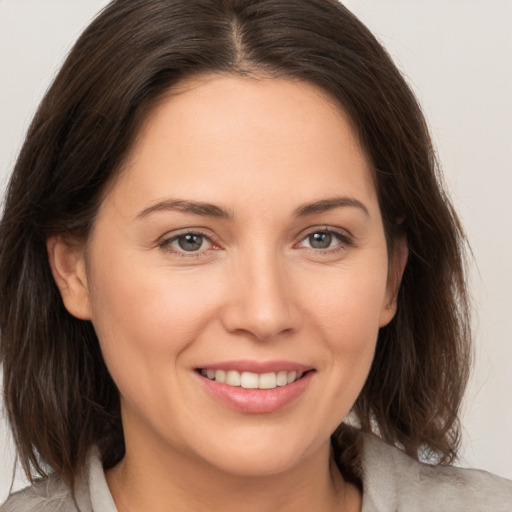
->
<box><xmin>1</xmin><ymin>0</ymin><xmax>511</xmax><ymax>510</ymax></box>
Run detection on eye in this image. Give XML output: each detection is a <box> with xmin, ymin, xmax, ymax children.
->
<box><xmin>160</xmin><ymin>232</ymin><xmax>214</xmax><ymax>254</ymax></box>
<box><xmin>297</xmin><ymin>228</ymin><xmax>352</xmax><ymax>252</ymax></box>
<box><xmin>306</xmin><ymin>232</ymin><xmax>335</xmax><ymax>249</ymax></box>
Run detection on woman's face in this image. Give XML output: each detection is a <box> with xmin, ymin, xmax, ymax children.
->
<box><xmin>62</xmin><ymin>75</ymin><xmax>401</xmax><ymax>476</ymax></box>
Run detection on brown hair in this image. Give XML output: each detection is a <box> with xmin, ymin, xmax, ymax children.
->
<box><xmin>0</xmin><ymin>0</ymin><xmax>470</xmax><ymax>484</ymax></box>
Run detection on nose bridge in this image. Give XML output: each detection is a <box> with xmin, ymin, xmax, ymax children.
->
<box><xmin>222</xmin><ymin>241</ymin><xmax>299</xmax><ymax>341</ymax></box>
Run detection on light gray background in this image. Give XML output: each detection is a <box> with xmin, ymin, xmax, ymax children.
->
<box><xmin>1</xmin><ymin>0</ymin><xmax>511</xmax><ymax>499</ymax></box>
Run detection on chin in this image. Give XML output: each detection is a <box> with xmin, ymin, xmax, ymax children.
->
<box><xmin>189</xmin><ymin>428</ymin><xmax>324</xmax><ymax>478</ymax></box>
<box><xmin>209</xmin><ymin>450</ymin><xmax>305</xmax><ymax>478</ymax></box>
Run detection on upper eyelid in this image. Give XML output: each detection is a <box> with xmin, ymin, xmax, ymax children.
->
<box><xmin>159</xmin><ymin>225</ymin><xmax>350</xmax><ymax>239</ymax></box>
<box><xmin>158</xmin><ymin>229</ymin><xmax>218</xmax><ymax>254</ymax></box>
<box><xmin>159</xmin><ymin>228</ymin><xmax>216</xmax><ymax>243</ymax></box>
<box><xmin>297</xmin><ymin>225</ymin><xmax>353</xmax><ymax>241</ymax></box>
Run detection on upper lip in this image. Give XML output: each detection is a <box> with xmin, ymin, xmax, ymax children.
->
<box><xmin>195</xmin><ymin>360</ymin><xmax>314</xmax><ymax>374</ymax></box>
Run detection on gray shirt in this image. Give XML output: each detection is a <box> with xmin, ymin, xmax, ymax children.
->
<box><xmin>2</xmin><ymin>433</ymin><xmax>511</xmax><ymax>511</ymax></box>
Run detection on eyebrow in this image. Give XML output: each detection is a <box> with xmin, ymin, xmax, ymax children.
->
<box><xmin>293</xmin><ymin>196</ymin><xmax>370</xmax><ymax>218</ymax></box>
<box><xmin>137</xmin><ymin>196</ymin><xmax>369</xmax><ymax>220</ymax></box>
<box><xmin>137</xmin><ymin>199</ymin><xmax>233</xmax><ymax>219</ymax></box>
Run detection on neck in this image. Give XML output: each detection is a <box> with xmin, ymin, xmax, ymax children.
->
<box><xmin>106</xmin><ymin>437</ymin><xmax>360</xmax><ymax>512</ymax></box>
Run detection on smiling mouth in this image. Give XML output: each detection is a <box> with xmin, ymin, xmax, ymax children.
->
<box><xmin>197</xmin><ymin>369</ymin><xmax>307</xmax><ymax>390</ymax></box>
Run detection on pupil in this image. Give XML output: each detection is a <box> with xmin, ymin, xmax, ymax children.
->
<box><xmin>178</xmin><ymin>234</ymin><xmax>203</xmax><ymax>251</ymax></box>
<box><xmin>310</xmin><ymin>232</ymin><xmax>332</xmax><ymax>249</ymax></box>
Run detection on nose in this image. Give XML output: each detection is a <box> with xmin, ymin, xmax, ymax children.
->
<box><xmin>220</xmin><ymin>251</ymin><xmax>301</xmax><ymax>342</ymax></box>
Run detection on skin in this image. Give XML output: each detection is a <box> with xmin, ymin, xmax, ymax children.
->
<box><xmin>49</xmin><ymin>75</ymin><xmax>406</xmax><ymax>512</ymax></box>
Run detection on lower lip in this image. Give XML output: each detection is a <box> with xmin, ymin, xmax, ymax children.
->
<box><xmin>196</xmin><ymin>371</ymin><xmax>314</xmax><ymax>414</ymax></box>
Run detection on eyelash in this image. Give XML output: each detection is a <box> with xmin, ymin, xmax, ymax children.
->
<box><xmin>297</xmin><ymin>227</ymin><xmax>354</xmax><ymax>255</ymax></box>
<box><xmin>158</xmin><ymin>229</ymin><xmax>217</xmax><ymax>258</ymax></box>
<box><xmin>158</xmin><ymin>227</ymin><xmax>354</xmax><ymax>258</ymax></box>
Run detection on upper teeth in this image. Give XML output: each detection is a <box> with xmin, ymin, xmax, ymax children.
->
<box><xmin>200</xmin><ymin>369</ymin><xmax>303</xmax><ymax>389</ymax></box>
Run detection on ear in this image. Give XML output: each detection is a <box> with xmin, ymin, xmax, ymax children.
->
<box><xmin>379</xmin><ymin>236</ymin><xmax>408</xmax><ymax>327</ymax></box>
<box><xmin>47</xmin><ymin>235</ymin><xmax>92</xmax><ymax>320</ymax></box>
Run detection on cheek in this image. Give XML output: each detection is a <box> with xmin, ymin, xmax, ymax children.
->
<box><xmin>306</xmin><ymin>262</ymin><xmax>389</xmax><ymax>336</ymax></box>
<box><xmin>86</xmin><ymin>247</ymin><xmax>222</xmax><ymax>391</ymax></box>
<box><xmin>303</xmin><ymin>259</ymin><xmax>388</xmax><ymax>389</ymax></box>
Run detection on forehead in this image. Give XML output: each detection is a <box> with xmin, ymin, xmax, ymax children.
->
<box><xmin>108</xmin><ymin>74</ymin><xmax>377</xmax><ymax>217</ymax></box>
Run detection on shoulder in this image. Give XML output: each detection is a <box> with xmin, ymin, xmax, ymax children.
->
<box><xmin>359</xmin><ymin>432</ymin><xmax>512</xmax><ymax>512</ymax></box>
<box><xmin>0</xmin><ymin>447</ymin><xmax>109</xmax><ymax>512</ymax></box>
<box><xmin>0</xmin><ymin>474</ymin><xmax>77</xmax><ymax>512</ymax></box>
